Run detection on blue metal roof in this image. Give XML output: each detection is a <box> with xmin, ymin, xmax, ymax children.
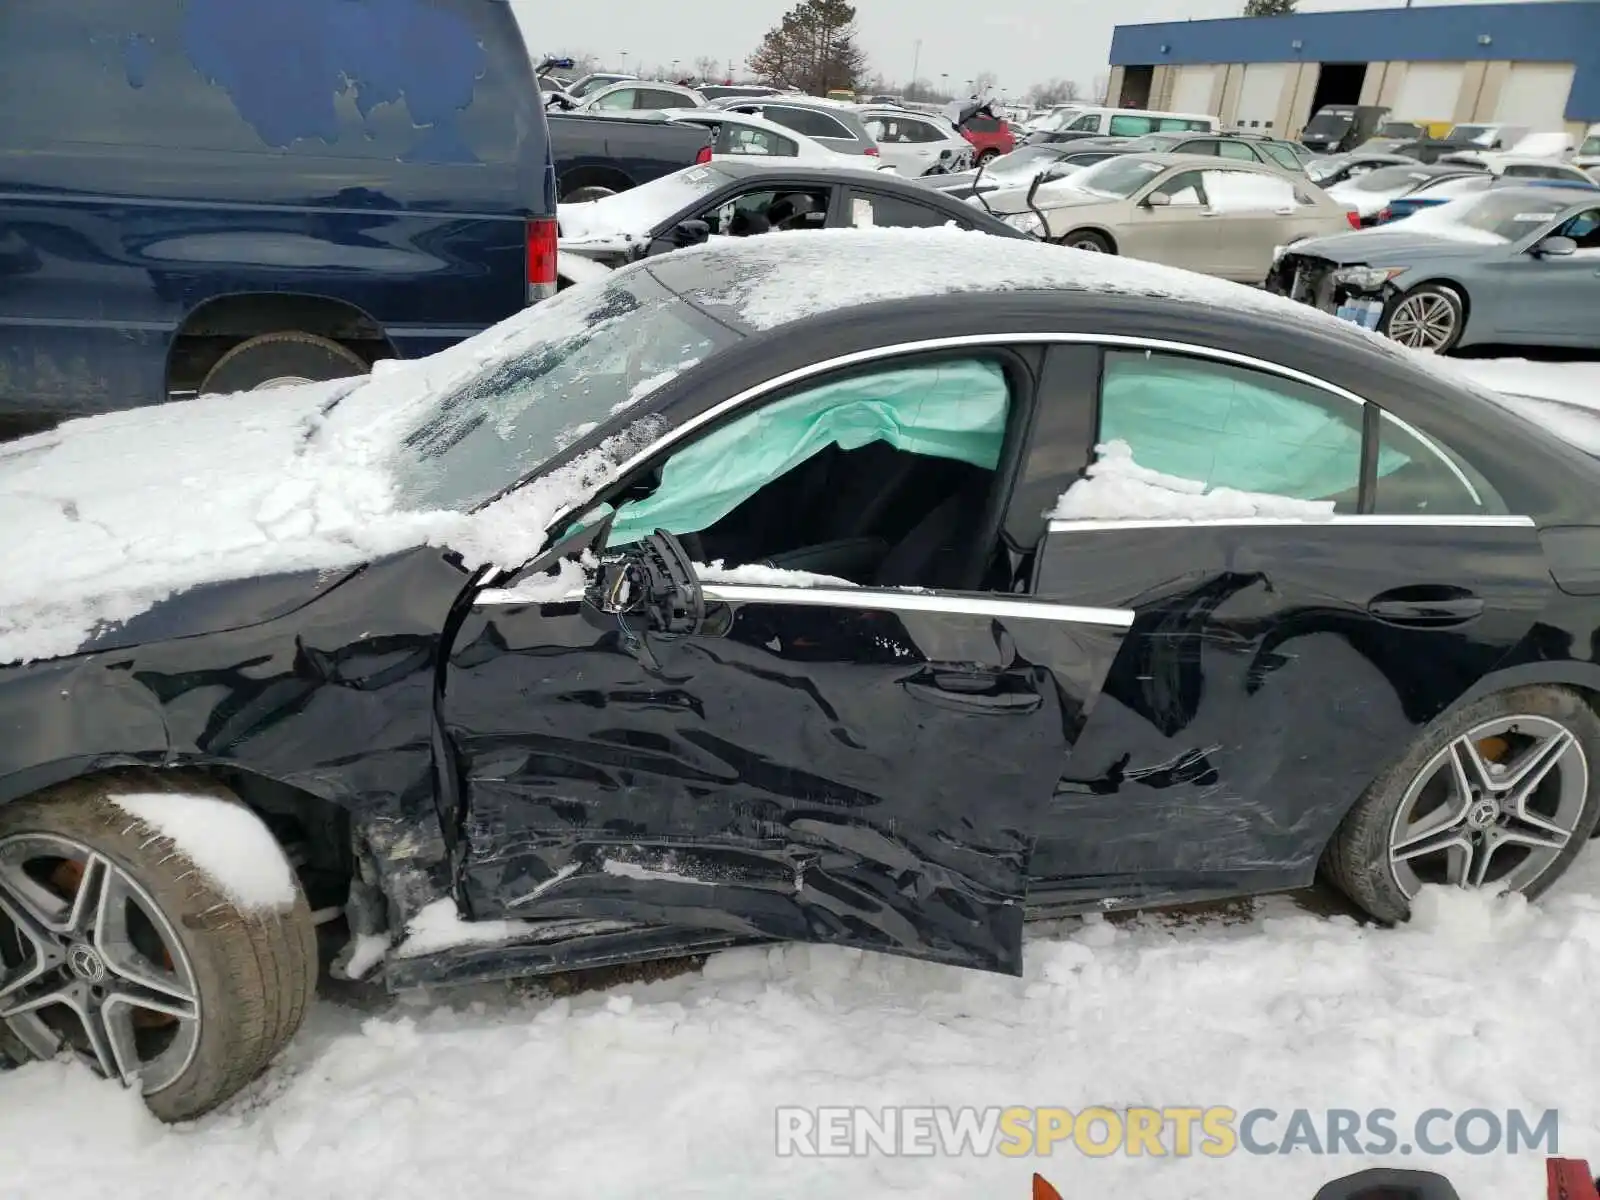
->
<box><xmin>1109</xmin><ymin>2</ymin><xmax>1600</xmax><ymax>120</ymax></box>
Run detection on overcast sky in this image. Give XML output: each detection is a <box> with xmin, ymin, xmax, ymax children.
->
<box><xmin>513</xmin><ymin>0</ymin><xmax>1533</xmax><ymax>99</ymax></box>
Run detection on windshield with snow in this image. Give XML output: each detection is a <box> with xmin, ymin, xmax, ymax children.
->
<box><xmin>390</xmin><ymin>270</ymin><xmax>739</xmax><ymax>510</ymax></box>
<box><xmin>1584</xmin><ymin>135</ymin><xmax>1600</xmax><ymax>156</ymax></box>
<box><xmin>1066</xmin><ymin>156</ymin><xmax>1166</xmax><ymax>198</ymax></box>
<box><xmin>1347</xmin><ymin>166</ymin><xmax>1435</xmax><ymax>193</ymax></box>
<box><xmin>1034</xmin><ymin>107</ymin><xmax>1083</xmax><ymax>132</ymax></box>
<box><xmin>1445</xmin><ymin>124</ymin><xmax>1495</xmax><ymax>146</ymax></box>
<box><xmin>1431</xmin><ymin>191</ymin><xmax>1570</xmax><ymax>243</ymax></box>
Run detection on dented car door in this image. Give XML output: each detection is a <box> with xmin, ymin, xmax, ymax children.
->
<box><xmin>440</xmin><ymin>556</ymin><xmax>1131</xmax><ymax>975</ymax></box>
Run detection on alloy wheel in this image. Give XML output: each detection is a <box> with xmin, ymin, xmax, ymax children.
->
<box><xmin>0</xmin><ymin>833</ymin><xmax>200</xmax><ymax>1093</ymax></box>
<box><xmin>1385</xmin><ymin>291</ymin><xmax>1457</xmax><ymax>351</ymax></box>
<box><xmin>252</xmin><ymin>375</ymin><xmax>314</xmax><ymax>390</ymax></box>
<box><xmin>1068</xmin><ymin>237</ymin><xmax>1104</xmax><ymax>252</ymax></box>
<box><xmin>1387</xmin><ymin>715</ymin><xmax>1589</xmax><ymax>898</ymax></box>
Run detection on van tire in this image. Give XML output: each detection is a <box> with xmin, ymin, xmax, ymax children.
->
<box><xmin>199</xmin><ymin>332</ymin><xmax>370</xmax><ymax>395</ymax></box>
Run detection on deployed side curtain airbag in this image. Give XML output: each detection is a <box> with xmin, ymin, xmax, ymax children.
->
<box><xmin>607</xmin><ymin>359</ymin><xmax>1009</xmax><ymax>546</ymax></box>
<box><xmin>1099</xmin><ymin>356</ymin><xmax>1408</xmax><ymax>500</ymax></box>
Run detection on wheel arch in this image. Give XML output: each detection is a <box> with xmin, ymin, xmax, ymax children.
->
<box><xmin>557</xmin><ymin>163</ymin><xmax>639</xmax><ymax>200</ymax></box>
<box><xmin>1055</xmin><ymin>226</ymin><xmax>1119</xmax><ymax>252</ymax></box>
<box><xmin>164</xmin><ymin>292</ymin><xmax>396</xmax><ymax>395</ymax></box>
<box><xmin>1390</xmin><ymin>275</ymin><xmax>1474</xmax><ymax>340</ymax></box>
<box><xmin>0</xmin><ymin>760</ymin><xmax>355</xmax><ymax>882</ymax></box>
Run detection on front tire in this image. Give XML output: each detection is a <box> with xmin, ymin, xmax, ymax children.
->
<box><xmin>0</xmin><ymin>774</ymin><xmax>316</xmax><ymax>1122</ymax></box>
<box><xmin>1381</xmin><ymin>283</ymin><xmax>1465</xmax><ymax>354</ymax></box>
<box><xmin>1324</xmin><ymin>686</ymin><xmax>1600</xmax><ymax>923</ymax></box>
<box><xmin>1059</xmin><ymin>229</ymin><xmax>1113</xmax><ymax>253</ymax></box>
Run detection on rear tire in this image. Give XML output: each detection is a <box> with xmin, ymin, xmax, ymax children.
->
<box><xmin>199</xmin><ymin>331</ymin><xmax>369</xmax><ymax>395</ymax></box>
<box><xmin>975</xmin><ymin>149</ymin><xmax>1000</xmax><ymax>166</ymax></box>
<box><xmin>562</xmin><ymin>185</ymin><xmax>619</xmax><ymax>203</ymax></box>
<box><xmin>0</xmin><ymin>773</ymin><xmax>317</xmax><ymax>1122</ymax></box>
<box><xmin>1323</xmin><ymin>686</ymin><xmax>1600</xmax><ymax>924</ymax></box>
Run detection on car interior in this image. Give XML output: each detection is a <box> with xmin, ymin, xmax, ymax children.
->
<box><xmin>698</xmin><ymin>187</ymin><xmax>832</xmax><ymax>236</ymax></box>
<box><xmin>592</xmin><ymin>357</ymin><xmax>1020</xmax><ymax>592</ymax></box>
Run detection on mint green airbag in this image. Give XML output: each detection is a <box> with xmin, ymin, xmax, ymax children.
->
<box><xmin>1099</xmin><ymin>357</ymin><xmax>1408</xmax><ymax>499</ymax></box>
<box><xmin>608</xmin><ymin>360</ymin><xmax>1009</xmax><ymax>546</ymax></box>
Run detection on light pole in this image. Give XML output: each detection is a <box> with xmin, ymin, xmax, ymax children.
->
<box><xmin>619</xmin><ymin>50</ymin><xmax>629</xmax><ymax>74</ymax></box>
<box><xmin>910</xmin><ymin>39</ymin><xmax>921</xmax><ymax>91</ymax></box>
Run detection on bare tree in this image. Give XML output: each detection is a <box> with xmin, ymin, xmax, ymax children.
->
<box><xmin>693</xmin><ymin>55</ymin><xmax>721</xmax><ymax>82</ymax></box>
<box><xmin>1026</xmin><ymin>78</ymin><xmax>1081</xmax><ymax>107</ymax></box>
<box><xmin>1244</xmin><ymin>0</ymin><xmax>1297</xmax><ymax>13</ymax></box>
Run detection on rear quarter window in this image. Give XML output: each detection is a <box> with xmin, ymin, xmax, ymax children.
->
<box><xmin>765</xmin><ymin>107</ymin><xmax>854</xmax><ymax>141</ymax></box>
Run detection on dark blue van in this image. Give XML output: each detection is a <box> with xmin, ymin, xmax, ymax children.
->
<box><xmin>0</xmin><ymin>0</ymin><xmax>557</xmax><ymax>417</ymax></box>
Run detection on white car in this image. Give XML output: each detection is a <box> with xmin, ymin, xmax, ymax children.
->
<box><xmin>575</xmin><ymin>80</ymin><xmax>707</xmax><ymax>113</ymax></box>
<box><xmin>650</xmin><ymin>108</ymin><xmax>881</xmax><ymax>170</ymax></box>
<box><xmin>855</xmin><ymin>107</ymin><xmax>973</xmax><ymax>177</ymax></box>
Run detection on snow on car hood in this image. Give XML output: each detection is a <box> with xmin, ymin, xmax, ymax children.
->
<box><xmin>0</xmin><ymin>280</ymin><xmax>668</xmax><ymax>666</ymax></box>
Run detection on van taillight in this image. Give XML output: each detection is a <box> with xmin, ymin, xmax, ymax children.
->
<box><xmin>526</xmin><ymin>218</ymin><xmax>557</xmax><ymax>302</ymax></box>
<box><xmin>694</xmin><ymin>144</ymin><xmax>714</xmax><ymax>165</ymax></box>
<box><xmin>1345</xmin><ymin>210</ymin><xmax>1362</xmax><ymax>229</ymax></box>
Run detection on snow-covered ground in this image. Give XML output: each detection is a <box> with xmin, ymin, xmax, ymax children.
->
<box><xmin>5</xmin><ymin>870</ymin><xmax>1600</xmax><ymax>1200</ymax></box>
<box><xmin>5</xmin><ymin>356</ymin><xmax>1600</xmax><ymax>1200</ymax></box>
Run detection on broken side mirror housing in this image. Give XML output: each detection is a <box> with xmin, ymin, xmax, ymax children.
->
<box><xmin>582</xmin><ymin>529</ymin><xmax>705</xmax><ymax>638</ymax></box>
<box><xmin>644</xmin><ymin>219</ymin><xmax>711</xmax><ymax>258</ymax></box>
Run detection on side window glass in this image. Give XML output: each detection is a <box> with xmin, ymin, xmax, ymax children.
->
<box><xmin>1260</xmin><ymin>142</ymin><xmax>1299</xmax><ymax>170</ymax></box>
<box><xmin>847</xmin><ymin>191</ymin><xmax>957</xmax><ymax>229</ymax></box>
<box><xmin>700</xmin><ymin>188</ymin><xmax>830</xmax><ymax>234</ymax></box>
<box><xmin>1217</xmin><ymin>140</ymin><xmax>1256</xmax><ymax>161</ymax></box>
<box><xmin>1557</xmin><ymin>208</ymin><xmax>1600</xmax><ymax>250</ymax></box>
<box><xmin>1180</xmin><ymin>140</ymin><xmax>1220</xmax><ymax>156</ymax></box>
<box><xmin>592</xmin><ymin>88</ymin><xmax>635</xmax><ymax>110</ymax></box>
<box><xmin>1109</xmin><ymin>114</ymin><xmax>1153</xmax><ymax>137</ymax></box>
<box><xmin>1151</xmin><ymin>170</ymin><xmax>1205</xmax><ymax>206</ymax></box>
<box><xmin>1070</xmin><ymin>350</ymin><xmax>1366</xmax><ymax>516</ymax></box>
<box><xmin>1068</xmin><ymin>114</ymin><xmax>1101</xmax><ymax>131</ymax></box>
<box><xmin>1372</xmin><ymin>410</ymin><xmax>1506</xmax><ymax>515</ymax></box>
<box><xmin>637</xmin><ymin>89</ymin><xmax>687</xmax><ymax>110</ymax></box>
<box><xmin>605</xmin><ymin>358</ymin><xmax>1015</xmax><ymax>590</ymax></box>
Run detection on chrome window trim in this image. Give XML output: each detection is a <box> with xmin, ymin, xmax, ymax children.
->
<box><xmin>1047</xmin><ymin>514</ymin><xmax>1536</xmax><ymax>534</ymax></box>
<box><xmin>606</xmin><ymin>331</ymin><xmax>1386</xmax><ymax>485</ymax></box>
<box><xmin>699</xmin><ymin>585</ymin><xmax>1133</xmax><ymax>627</ymax></box>
<box><xmin>476</xmin><ymin>581</ymin><xmax>1133</xmax><ymax>627</ymax></box>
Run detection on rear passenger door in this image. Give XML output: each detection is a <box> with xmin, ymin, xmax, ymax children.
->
<box><xmin>1198</xmin><ymin>168</ymin><xmax>1301</xmax><ymax>281</ymax></box>
<box><xmin>1017</xmin><ymin>342</ymin><xmax>1552</xmax><ymax>911</ymax></box>
<box><xmin>838</xmin><ymin>187</ymin><xmax>970</xmax><ymax>230</ymax></box>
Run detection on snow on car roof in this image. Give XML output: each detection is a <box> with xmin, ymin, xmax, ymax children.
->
<box><xmin>651</xmin><ymin>225</ymin><xmax>1407</xmax><ymax>348</ymax></box>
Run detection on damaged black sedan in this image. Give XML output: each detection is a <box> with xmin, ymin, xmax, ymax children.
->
<box><xmin>3</xmin><ymin>228</ymin><xmax>1600</xmax><ymax>1120</ymax></box>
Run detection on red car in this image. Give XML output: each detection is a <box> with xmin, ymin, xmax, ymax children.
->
<box><xmin>959</xmin><ymin>109</ymin><xmax>1015</xmax><ymax>164</ymax></box>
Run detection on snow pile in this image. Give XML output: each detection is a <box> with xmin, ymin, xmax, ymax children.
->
<box><xmin>694</xmin><ymin>561</ymin><xmax>857</xmax><ymax>587</ymax></box>
<box><xmin>0</xmin><ymin>277</ymin><xmax>671</xmax><ymax>666</ymax></box>
<box><xmin>1050</xmin><ymin>441</ymin><xmax>1336</xmax><ymax>522</ymax></box>
<box><xmin>4</xmin><ymin>874</ymin><xmax>1599</xmax><ymax>1197</ymax></box>
<box><xmin>395</xmin><ymin>898</ymin><xmax>545</xmax><ymax>958</ymax></box>
<box><xmin>109</xmin><ymin>791</ymin><xmax>298</xmax><ymax>912</ymax></box>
